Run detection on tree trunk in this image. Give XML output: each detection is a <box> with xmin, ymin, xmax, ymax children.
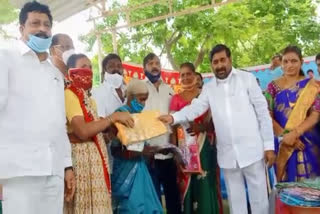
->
<box><xmin>164</xmin><ymin>31</ymin><xmax>182</xmax><ymax>70</ymax></box>
<box><xmin>194</xmin><ymin>34</ymin><xmax>211</xmax><ymax>69</ymax></box>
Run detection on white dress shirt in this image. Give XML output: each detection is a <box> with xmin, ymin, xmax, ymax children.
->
<box><xmin>143</xmin><ymin>79</ymin><xmax>174</xmax><ymax>159</ymax></box>
<box><xmin>173</xmin><ymin>68</ymin><xmax>274</xmax><ymax>169</ymax></box>
<box><xmin>0</xmin><ymin>40</ymin><xmax>72</xmax><ymax>179</ymax></box>
<box><xmin>92</xmin><ymin>82</ymin><xmax>125</xmax><ymax>117</ymax></box>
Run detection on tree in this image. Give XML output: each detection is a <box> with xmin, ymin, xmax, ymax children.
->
<box><xmin>0</xmin><ymin>0</ymin><xmax>18</xmax><ymax>38</ymax></box>
<box><xmin>82</xmin><ymin>0</ymin><xmax>320</xmax><ymax>75</ymax></box>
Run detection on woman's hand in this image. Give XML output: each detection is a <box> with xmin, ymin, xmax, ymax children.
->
<box><xmin>294</xmin><ymin>140</ymin><xmax>305</xmax><ymax>151</ymax></box>
<box><xmin>142</xmin><ymin>146</ymin><xmax>160</xmax><ymax>157</ymax></box>
<box><xmin>281</xmin><ymin>131</ymin><xmax>298</xmax><ymax>146</ymax></box>
<box><xmin>110</xmin><ymin>112</ymin><xmax>134</xmax><ymax>128</ymax></box>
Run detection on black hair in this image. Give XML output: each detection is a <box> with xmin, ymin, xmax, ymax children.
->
<box><xmin>272</xmin><ymin>54</ymin><xmax>282</xmax><ymax>61</ymax></box>
<box><xmin>195</xmin><ymin>72</ymin><xmax>203</xmax><ymax>81</ymax></box>
<box><xmin>50</xmin><ymin>33</ymin><xmax>70</xmax><ymax>47</ymax></box>
<box><xmin>102</xmin><ymin>53</ymin><xmax>122</xmax><ymax>71</ymax></box>
<box><xmin>307</xmin><ymin>69</ymin><xmax>314</xmax><ymax>74</ymax></box>
<box><xmin>282</xmin><ymin>45</ymin><xmax>304</xmax><ymax>76</ymax></box>
<box><xmin>19</xmin><ymin>1</ymin><xmax>52</xmax><ymax>26</ymax></box>
<box><xmin>67</xmin><ymin>54</ymin><xmax>88</xmax><ymax>69</ymax></box>
<box><xmin>316</xmin><ymin>53</ymin><xmax>320</xmax><ymax>62</ymax></box>
<box><xmin>143</xmin><ymin>53</ymin><xmax>158</xmax><ymax>68</ymax></box>
<box><xmin>180</xmin><ymin>62</ymin><xmax>196</xmax><ymax>73</ymax></box>
<box><xmin>209</xmin><ymin>44</ymin><xmax>231</xmax><ymax>62</ymax></box>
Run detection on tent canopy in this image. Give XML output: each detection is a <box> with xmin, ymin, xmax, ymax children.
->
<box><xmin>10</xmin><ymin>0</ymin><xmax>93</xmax><ymax>22</ymax></box>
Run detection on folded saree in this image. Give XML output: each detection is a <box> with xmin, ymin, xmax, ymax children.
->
<box><xmin>277</xmin><ymin>178</ymin><xmax>320</xmax><ymax>207</ymax></box>
<box><xmin>114</xmin><ymin>110</ymin><xmax>168</xmax><ymax>145</ymax></box>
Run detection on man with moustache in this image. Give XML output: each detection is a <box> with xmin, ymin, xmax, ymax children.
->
<box><xmin>142</xmin><ymin>53</ymin><xmax>181</xmax><ymax>214</ymax></box>
<box><xmin>159</xmin><ymin>44</ymin><xmax>276</xmax><ymax>214</ymax></box>
<box><xmin>0</xmin><ymin>2</ymin><xmax>74</xmax><ymax>214</ymax></box>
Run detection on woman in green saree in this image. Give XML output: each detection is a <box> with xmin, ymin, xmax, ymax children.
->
<box><xmin>170</xmin><ymin>62</ymin><xmax>220</xmax><ymax>214</ymax></box>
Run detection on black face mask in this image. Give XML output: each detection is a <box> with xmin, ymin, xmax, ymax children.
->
<box><xmin>145</xmin><ymin>69</ymin><xmax>161</xmax><ymax>83</ymax></box>
<box><xmin>110</xmin><ymin>69</ymin><xmax>122</xmax><ymax>75</ymax></box>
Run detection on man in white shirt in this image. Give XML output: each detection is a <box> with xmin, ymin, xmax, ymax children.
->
<box><xmin>92</xmin><ymin>53</ymin><xmax>126</xmax><ymax>172</ymax></box>
<box><xmin>92</xmin><ymin>53</ymin><xmax>126</xmax><ymax>117</ymax></box>
<box><xmin>142</xmin><ymin>53</ymin><xmax>181</xmax><ymax>214</ymax></box>
<box><xmin>0</xmin><ymin>2</ymin><xmax>74</xmax><ymax>214</ymax></box>
<box><xmin>159</xmin><ymin>44</ymin><xmax>276</xmax><ymax>214</ymax></box>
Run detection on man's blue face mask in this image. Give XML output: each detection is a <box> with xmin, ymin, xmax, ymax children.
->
<box><xmin>27</xmin><ymin>34</ymin><xmax>52</xmax><ymax>53</ymax></box>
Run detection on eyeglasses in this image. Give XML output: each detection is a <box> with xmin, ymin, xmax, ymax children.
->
<box><xmin>53</xmin><ymin>45</ymin><xmax>73</xmax><ymax>52</ymax></box>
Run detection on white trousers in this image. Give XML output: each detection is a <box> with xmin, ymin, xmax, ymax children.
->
<box><xmin>223</xmin><ymin>159</ymin><xmax>269</xmax><ymax>214</ymax></box>
<box><xmin>1</xmin><ymin>176</ymin><xmax>64</xmax><ymax>214</ymax></box>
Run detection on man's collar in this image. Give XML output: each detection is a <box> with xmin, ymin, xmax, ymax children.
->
<box><xmin>18</xmin><ymin>39</ymin><xmax>33</xmax><ymax>56</ymax></box>
<box><xmin>144</xmin><ymin>78</ymin><xmax>164</xmax><ymax>85</ymax></box>
<box><xmin>18</xmin><ymin>39</ymin><xmax>49</xmax><ymax>62</ymax></box>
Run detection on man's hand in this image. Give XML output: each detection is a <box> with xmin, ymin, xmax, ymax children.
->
<box><xmin>64</xmin><ymin>168</ymin><xmax>76</xmax><ymax>202</ymax></box>
<box><xmin>186</xmin><ymin>122</ymin><xmax>205</xmax><ymax>136</ymax></box>
<box><xmin>158</xmin><ymin>115</ymin><xmax>174</xmax><ymax>125</ymax></box>
<box><xmin>264</xmin><ymin>150</ymin><xmax>276</xmax><ymax>168</ymax></box>
<box><xmin>111</xmin><ymin>112</ymin><xmax>134</xmax><ymax>128</ymax></box>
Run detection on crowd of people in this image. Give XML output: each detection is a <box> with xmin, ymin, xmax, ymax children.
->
<box><xmin>0</xmin><ymin>1</ymin><xmax>320</xmax><ymax>214</ymax></box>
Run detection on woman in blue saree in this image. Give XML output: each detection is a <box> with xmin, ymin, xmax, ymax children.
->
<box><xmin>265</xmin><ymin>45</ymin><xmax>320</xmax><ymax>182</ymax></box>
<box><xmin>111</xmin><ymin>79</ymin><xmax>163</xmax><ymax>214</ymax></box>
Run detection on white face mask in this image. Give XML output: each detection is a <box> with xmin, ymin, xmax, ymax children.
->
<box><xmin>62</xmin><ymin>49</ymin><xmax>76</xmax><ymax>65</ymax></box>
<box><xmin>104</xmin><ymin>72</ymin><xmax>124</xmax><ymax>88</ymax></box>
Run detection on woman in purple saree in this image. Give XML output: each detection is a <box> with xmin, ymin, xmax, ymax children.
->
<box><xmin>265</xmin><ymin>45</ymin><xmax>320</xmax><ymax>182</ymax></box>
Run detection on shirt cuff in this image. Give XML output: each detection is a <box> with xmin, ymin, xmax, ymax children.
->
<box><xmin>263</xmin><ymin>140</ymin><xmax>275</xmax><ymax>151</ymax></box>
<box><xmin>172</xmin><ymin>112</ymin><xmax>184</xmax><ymax>125</ymax></box>
<box><xmin>64</xmin><ymin>157</ymin><xmax>73</xmax><ymax>168</ymax></box>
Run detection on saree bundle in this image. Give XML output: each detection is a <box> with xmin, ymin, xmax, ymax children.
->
<box><xmin>276</xmin><ymin>178</ymin><xmax>320</xmax><ymax>208</ymax></box>
<box><xmin>114</xmin><ymin>110</ymin><xmax>168</xmax><ymax>145</ymax></box>
<box><xmin>177</xmin><ymin>124</ymin><xmax>203</xmax><ymax>173</ymax></box>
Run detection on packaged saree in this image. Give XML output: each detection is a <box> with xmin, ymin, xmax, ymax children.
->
<box><xmin>115</xmin><ymin>110</ymin><xmax>168</xmax><ymax>145</ymax></box>
<box><xmin>177</xmin><ymin>124</ymin><xmax>203</xmax><ymax>173</ymax></box>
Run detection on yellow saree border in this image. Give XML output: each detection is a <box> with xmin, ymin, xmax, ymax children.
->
<box><xmin>285</xmin><ymin>79</ymin><xmax>319</xmax><ymax>130</ymax></box>
<box><xmin>276</xmin><ymin>79</ymin><xmax>319</xmax><ymax>181</ymax></box>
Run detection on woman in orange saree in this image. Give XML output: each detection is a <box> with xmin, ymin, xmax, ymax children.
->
<box><xmin>170</xmin><ymin>63</ymin><xmax>220</xmax><ymax>214</ymax></box>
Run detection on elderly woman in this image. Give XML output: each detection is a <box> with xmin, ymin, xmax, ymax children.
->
<box><xmin>265</xmin><ymin>45</ymin><xmax>320</xmax><ymax>182</ymax></box>
<box><xmin>111</xmin><ymin>79</ymin><xmax>163</xmax><ymax>214</ymax></box>
<box><xmin>63</xmin><ymin>54</ymin><xmax>134</xmax><ymax>214</ymax></box>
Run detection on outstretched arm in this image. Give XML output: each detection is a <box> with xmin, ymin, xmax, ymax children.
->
<box><xmin>160</xmin><ymin>86</ymin><xmax>211</xmax><ymax>125</ymax></box>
